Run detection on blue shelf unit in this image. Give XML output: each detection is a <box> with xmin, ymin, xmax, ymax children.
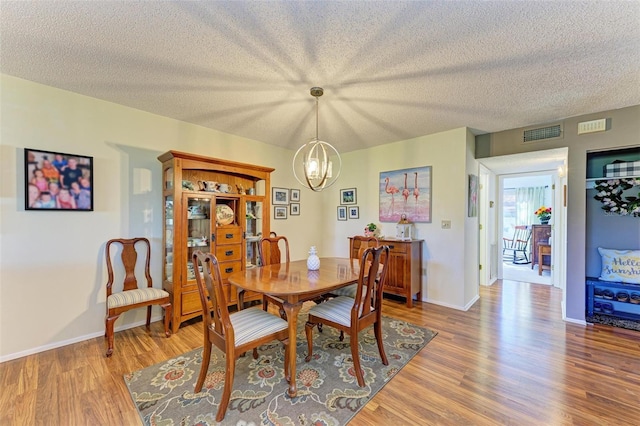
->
<box><xmin>586</xmin><ymin>277</ymin><xmax>640</xmax><ymax>321</ymax></box>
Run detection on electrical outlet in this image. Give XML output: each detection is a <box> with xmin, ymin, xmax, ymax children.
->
<box><xmin>441</xmin><ymin>220</ymin><xmax>451</xmax><ymax>229</ymax></box>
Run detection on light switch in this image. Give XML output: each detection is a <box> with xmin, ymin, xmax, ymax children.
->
<box><xmin>441</xmin><ymin>220</ymin><xmax>451</xmax><ymax>229</ymax></box>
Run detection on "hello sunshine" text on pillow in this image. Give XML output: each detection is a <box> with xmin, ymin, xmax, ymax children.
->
<box><xmin>598</xmin><ymin>247</ymin><xmax>640</xmax><ymax>284</ymax></box>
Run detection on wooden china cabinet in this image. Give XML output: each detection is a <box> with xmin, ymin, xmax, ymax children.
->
<box><xmin>158</xmin><ymin>151</ymin><xmax>274</xmax><ymax>333</ymax></box>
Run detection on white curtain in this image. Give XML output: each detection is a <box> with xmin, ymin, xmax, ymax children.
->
<box><xmin>515</xmin><ymin>187</ymin><xmax>546</xmax><ymax>225</ymax></box>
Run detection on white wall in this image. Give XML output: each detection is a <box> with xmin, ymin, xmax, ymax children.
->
<box><xmin>1</xmin><ymin>75</ymin><xmax>479</xmax><ymax>361</ymax></box>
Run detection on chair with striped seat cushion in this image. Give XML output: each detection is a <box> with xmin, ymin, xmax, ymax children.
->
<box><xmin>192</xmin><ymin>250</ymin><xmax>289</xmax><ymax>422</ymax></box>
<box><xmin>304</xmin><ymin>245</ymin><xmax>389</xmax><ymax>387</ymax></box>
<box><xmin>105</xmin><ymin>238</ymin><xmax>171</xmax><ymax>357</ymax></box>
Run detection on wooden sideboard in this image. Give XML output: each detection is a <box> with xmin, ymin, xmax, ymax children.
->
<box><xmin>349</xmin><ymin>237</ymin><xmax>423</xmax><ymax>308</ymax></box>
<box><xmin>530</xmin><ymin>224</ymin><xmax>551</xmax><ymax>271</ymax></box>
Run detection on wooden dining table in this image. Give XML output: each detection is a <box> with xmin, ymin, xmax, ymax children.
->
<box><xmin>228</xmin><ymin>257</ymin><xmax>361</xmax><ymax>397</ymax></box>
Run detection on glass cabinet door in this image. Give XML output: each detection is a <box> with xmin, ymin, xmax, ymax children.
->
<box><xmin>245</xmin><ymin>199</ymin><xmax>263</xmax><ymax>268</ymax></box>
<box><xmin>164</xmin><ymin>195</ymin><xmax>174</xmax><ymax>282</ymax></box>
<box><xmin>184</xmin><ymin>195</ymin><xmax>213</xmax><ymax>283</ymax></box>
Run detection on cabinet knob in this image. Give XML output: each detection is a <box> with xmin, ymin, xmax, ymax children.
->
<box><xmin>388</xmin><ymin>245</ymin><xmax>395</xmax><ymax>249</ymax></box>
<box><xmin>225</xmin><ymin>233</ymin><xmax>233</xmax><ymax>239</ymax></box>
<box><xmin>225</xmin><ymin>267</ymin><xmax>234</xmax><ymax>273</ymax></box>
<box><xmin>225</xmin><ymin>250</ymin><xmax>233</xmax><ymax>256</ymax></box>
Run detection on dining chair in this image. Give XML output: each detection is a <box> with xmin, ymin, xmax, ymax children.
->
<box><xmin>105</xmin><ymin>237</ymin><xmax>171</xmax><ymax>357</ymax></box>
<box><xmin>192</xmin><ymin>250</ymin><xmax>289</xmax><ymax>422</ymax></box>
<box><xmin>329</xmin><ymin>235</ymin><xmax>380</xmax><ymax>298</ymax></box>
<box><xmin>304</xmin><ymin>245</ymin><xmax>390</xmax><ymax>387</ymax></box>
<box><xmin>257</xmin><ymin>235</ymin><xmax>290</xmax><ymax>316</ymax></box>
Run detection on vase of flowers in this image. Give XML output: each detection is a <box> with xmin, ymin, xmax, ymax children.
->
<box><xmin>535</xmin><ymin>206</ymin><xmax>552</xmax><ymax>224</ymax></box>
<box><xmin>364</xmin><ymin>223</ymin><xmax>377</xmax><ymax>237</ymax></box>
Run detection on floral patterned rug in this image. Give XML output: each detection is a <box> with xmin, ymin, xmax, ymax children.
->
<box><xmin>124</xmin><ymin>312</ymin><xmax>437</xmax><ymax>425</ymax></box>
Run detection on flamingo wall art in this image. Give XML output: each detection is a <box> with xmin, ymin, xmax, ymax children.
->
<box><xmin>379</xmin><ymin>166</ymin><xmax>431</xmax><ymax>223</ymax></box>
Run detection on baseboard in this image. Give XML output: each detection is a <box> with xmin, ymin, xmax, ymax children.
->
<box><xmin>463</xmin><ymin>294</ymin><xmax>480</xmax><ymax>311</ymax></box>
<box><xmin>423</xmin><ymin>298</ymin><xmax>468</xmax><ymax>311</ymax></box>
<box><xmin>0</xmin><ymin>315</ymin><xmax>163</xmax><ymax>363</ymax></box>
<box><xmin>564</xmin><ymin>316</ymin><xmax>587</xmax><ymax>326</ymax></box>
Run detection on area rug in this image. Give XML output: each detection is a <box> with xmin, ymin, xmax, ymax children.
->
<box><xmin>124</xmin><ymin>311</ymin><xmax>437</xmax><ymax>425</ymax></box>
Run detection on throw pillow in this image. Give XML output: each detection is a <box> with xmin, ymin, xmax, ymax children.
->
<box><xmin>597</xmin><ymin>247</ymin><xmax>640</xmax><ymax>284</ymax></box>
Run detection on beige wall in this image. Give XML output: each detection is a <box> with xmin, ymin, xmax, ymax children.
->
<box><xmin>324</xmin><ymin>127</ymin><xmax>479</xmax><ymax>310</ymax></box>
<box><xmin>482</xmin><ymin>105</ymin><xmax>640</xmax><ymax>321</ymax></box>
<box><xmin>0</xmin><ymin>75</ymin><xmax>315</xmax><ymax>359</ymax></box>
<box><xmin>0</xmin><ymin>75</ymin><xmax>477</xmax><ymax>361</ymax></box>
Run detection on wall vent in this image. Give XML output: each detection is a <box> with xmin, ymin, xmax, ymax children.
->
<box><xmin>523</xmin><ymin>124</ymin><xmax>562</xmax><ymax>142</ymax></box>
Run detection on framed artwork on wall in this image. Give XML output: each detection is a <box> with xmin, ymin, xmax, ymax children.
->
<box><xmin>290</xmin><ymin>203</ymin><xmax>300</xmax><ymax>215</ymax></box>
<box><xmin>274</xmin><ymin>205</ymin><xmax>288</xmax><ymax>219</ymax></box>
<box><xmin>337</xmin><ymin>206</ymin><xmax>347</xmax><ymax>221</ymax></box>
<box><xmin>468</xmin><ymin>174</ymin><xmax>478</xmax><ymax>217</ymax></box>
<box><xmin>272</xmin><ymin>187</ymin><xmax>289</xmax><ymax>205</ymax></box>
<box><xmin>348</xmin><ymin>206</ymin><xmax>360</xmax><ymax>219</ymax></box>
<box><xmin>379</xmin><ymin>166</ymin><xmax>431</xmax><ymax>223</ymax></box>
<box><xmin>290</xmin><ymin>189</ymin><xmax>301</xmax><ymax>202</ymax></box>
<box><xmin>340</xmin><ymin>188</ymin><xmax>357</xmax><ymax>205</ymax></box>
<box><xmin>25</xmin><ymin>148</ymin><xmax>94</xmax><ymax>211</ymax></box>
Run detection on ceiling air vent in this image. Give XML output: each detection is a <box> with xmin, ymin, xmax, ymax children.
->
<box><xmin>523</xmin><ymin>124</ymin><xmax>562</xmax><ymax>143</ymax></box>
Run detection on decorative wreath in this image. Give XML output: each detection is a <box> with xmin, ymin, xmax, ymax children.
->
<box><xmin>593</xmin><ymin>177</ymin><xmax>640</xmax><ymax>217</ymax></box>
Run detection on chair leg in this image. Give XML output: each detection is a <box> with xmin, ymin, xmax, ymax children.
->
<box><xmin>217</xmin><ymin>352</ymin><xmax>236</xmax><ymax>422</ymax></box>
<box><xmin>350</xmin><ymin>331</ymin><xmax>365</xmax><ymax>387</ymax></box>
<box><xmin>105</xmin><ymin>314</ymin><xmax>119</xmax><ymax>357</ymax></box>
<box><xmin>195</xmin><ymin>343</ymin><xmax>212</xmax><ymax>393</ymax></box>
<box><xmin>304</xmin><ymin>321</ymin><xmax>316</xmax><ymax>362</ymax></box>
<box><xmin>146</xmin><ymin>306</ymin><xmax>152</xmax><ymax>329</ymax></box>
<box><xmin>283</xmin><ymin>341</ymin><xmax>290</xmax><ymax>383</ymax></box>
<box><xmin>162</xmin><ymin>303</ymin><xmax>172</xmax><ymax>337</ymax></box>
<box><xmin>339</xmin><ymin>330</ymin><xmax>345</xmax><ymax>341</ymax></box>
<box><xmin>374</xmin><ymin>320</ymin><xmax>388</xmax><ymax>366</ymax></box>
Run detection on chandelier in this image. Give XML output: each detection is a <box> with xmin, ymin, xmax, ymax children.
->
<box><xmin>292</xmin><ymin>87</ymin><xmax>342</xmax><ymax>192</ymax></box>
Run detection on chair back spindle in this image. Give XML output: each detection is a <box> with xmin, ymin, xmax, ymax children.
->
<box><xmin>259</xmin><ymin>236</ymin><xmax>290</xmax><ymax>266</ymax></box>
<box><xmin>193</xmin><ymin>250</ymin><xmax>232</xmax><ymax>342</ymax></box>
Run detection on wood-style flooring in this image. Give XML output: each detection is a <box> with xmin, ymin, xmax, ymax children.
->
<box><xmin>1</xmin><ymin>279</ymin><xmax>639</xmax><ymax>425</ymax></box>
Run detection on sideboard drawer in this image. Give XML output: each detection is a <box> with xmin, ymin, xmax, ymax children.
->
<box><xmin>215</xmin><ymin>245</ymin><xmax>242</xmax><ymax>262</ymax></box>
<box><xmin>215</xmin><ymin>227</ymin><xmax>242</xmax><ymax>245</ymax></box>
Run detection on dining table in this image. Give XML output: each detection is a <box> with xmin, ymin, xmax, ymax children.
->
<box><xmin>228</xmin><ymin>257</ymin><xmax>361</xmax><ymax>397</ymax></box>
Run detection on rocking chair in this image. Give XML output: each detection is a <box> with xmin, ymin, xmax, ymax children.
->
<box><xmin>502</xmin><ymin>225</ymin><xmax>532</xmax><ymax>264</ymax></box>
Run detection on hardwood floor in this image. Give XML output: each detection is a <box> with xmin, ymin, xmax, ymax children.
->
<box><xmin>1</xmin><ymin>279</ymin><xmax>639</xmax><ymax>425</ymax></box>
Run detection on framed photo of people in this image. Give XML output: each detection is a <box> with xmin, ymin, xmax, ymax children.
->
<box><xmin>25</xmin><ymin>148</ymin><xmax>94</xmax><ymax>211</ymax></box>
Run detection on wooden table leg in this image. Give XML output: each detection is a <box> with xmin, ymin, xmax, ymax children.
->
<box><xmin>282</xmin><ymin>301</ymin><xmax>302</xmax><ymax>397</ymax></box>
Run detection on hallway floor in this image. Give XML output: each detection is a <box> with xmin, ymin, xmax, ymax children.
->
<box><xmin>503</xmin><ymin>261</ymin><xmax>551</xmax><ymax>285</ymax></box>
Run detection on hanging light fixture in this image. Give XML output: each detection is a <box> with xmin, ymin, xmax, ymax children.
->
<box><xmin>292</xmin><ymin>87</ymin><xmax>342</xmax><ymax>192</ymax></box>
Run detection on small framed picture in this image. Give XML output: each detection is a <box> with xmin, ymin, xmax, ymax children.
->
<box><xmin>272</xmin><ymin>187</ymin><xmax>289</xmax><ymax>205</ymax></box>
<box><xmin>274</xmin><ymin>205</ymin><xmax>288</xmax><ymax>219</ymax></box>
<box><xmin>290</xmin><ymin>189</ymin><xmax>300</xmax><ymax>202</ymax></box>
<box><xmin>348</xmin><ymin>206</ymin><xmax>360</xmax><ymax>219</ymax></box>
<box><xmin>340</xmin><ymin>188</ymin><xmax>357</xmax><ymax>205</ymax></box>
<box><xmin>337</xmin><ymin>206</ymin><xmax>347</xmax><ymax>221</ymax></box>
<box><xmin>290</xmin><ymin>203</ymin><xmax>300</xmax><ymax>216</ymax></box>
<box><xmin>25</xmin><ymin>148</ymin><xmax>94</xmax><ymax>211</ymax></box>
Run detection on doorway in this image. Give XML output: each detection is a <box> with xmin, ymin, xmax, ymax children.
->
<box><xmin>477</xmin><ymin>148</ymin><xmax>568</xmax><ymax>314</ymax></box>
<box><xmin>502</xmin><ymin>174</ymin><xmax>552</xmax><ymax>285</ymax></box>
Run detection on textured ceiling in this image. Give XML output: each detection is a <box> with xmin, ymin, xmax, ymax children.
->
<box><xmin>1</xmin><ymin>1</ymin><xmax>639</xmax><ymax>154</ymax></box>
